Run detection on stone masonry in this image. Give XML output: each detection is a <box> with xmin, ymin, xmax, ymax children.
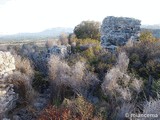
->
<box><xmin>0</xmin><ymin>51</ymin><xmax>18</xmax><ymax>118</ymax></box>
<box><xmin>101</xmin><ymin>16</ymin><xmax>141</xmax><ymax>50</ymax></box>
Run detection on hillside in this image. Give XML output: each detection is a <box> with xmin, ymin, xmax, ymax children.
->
<box><xmin>0</xmin><ymin>27</ymin><xmax>73</xmax><ymax>42</ymax></box>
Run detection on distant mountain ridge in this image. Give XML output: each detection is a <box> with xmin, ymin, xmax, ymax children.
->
<box><xmin>0</xmin><ymin>27</ymin><xmax>73</xmax><ymax>41</ymax></box>
<box><xmin>1</xmin><ymin>25</ymin><xmax>160</xmax><ymax>41</ymax></box>
<box><xmin>141</xmin><ymin>24</ymin><xmax>160</xmax><ymax>29</ymax></box>
<box><xmin>141</xmin><ymin>24</ymin><xmax>160</xmax><ymax>38</ymax></box>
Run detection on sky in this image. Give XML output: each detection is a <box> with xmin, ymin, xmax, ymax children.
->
<box><xmin>0</xmin><ymin>0</ymin><xmax>159</xmax><ymax>35</ymax></box>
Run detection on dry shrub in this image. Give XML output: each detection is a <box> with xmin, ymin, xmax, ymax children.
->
<box><xmin>130</xmin><ymin>78</ymin><xmax>143</xmax><ymax>93</ymax></box>
<box><xmin>116</xmin><ymin>52</ymin><xmax>129</xmax><ymax>73</ymax></box>
<box><xmin>38</xmin><ymin>106</ymin><xmax>72</xmax><ymax>120</ymax></box>
<box><xmin>14</xmin><ymin>55</ymin><xmax>34</xmax><ymax>79</ymax></box>
<box><xmin>74</xmin><ymin>95</ymin><xmax>94</xmax><ymax>119</ymax></box>
<box><xmin>101</xmin><ymin>52</ymin><xmax>143</xmax><ymax>102</ymax></box>
<box><xmin>48</xmin><ymin>55</ymin><xmax>99</xmax><ymax>98</ymax></box>
<box><xmin>62</xmin><ymin>95</ymin><xmax>94</xmax><ymax>120</ymax></box>
<box><xmin>45</xmin><ymin>40</ymin><xmax>57</xmax><ymax>48</ymax></box>
<box><xmin>70</xmin><ymin>62</ymin><xmax>99</xmax><ymax>96</ymax></box>
<box><xmin>48</xmin><ymin>55</ymin><xmax>70</xmax><ymax>86</ymax></box>
<box><xmin>59</xmin><ymin>33</ymin><xmax>69</xmax><ymax>45</ymax></box>
<box><xmin>48</xmin><ymin>55</ymin><xmax>71</xmax><ymax>100</ymax></box>
<box><xmin>6</xmin><ymin>72</ymin><xmax>37</xmax><ymax>104</ymax></box>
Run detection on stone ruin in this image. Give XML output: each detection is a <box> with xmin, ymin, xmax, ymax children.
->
<box><xmin>101</xmin><ymin>16</ymin><xmax>141</xmax><ymax>50</ymax></box>
<box><xmin>46</xmin><ymin>45</ymin><xmax>71</xmax><ymax>58</ymax></box>
<box><xmin>0</xmin><ymin>51</ymin><xmax>18</xmax><ymax>118</ymax></box>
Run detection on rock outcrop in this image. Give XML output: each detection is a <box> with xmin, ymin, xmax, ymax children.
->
<box><xmin>101</xmin><ymin>16</ymin><xmax>141</xmax><ymax>50</ymax></box>
<box><xmin>0</xmin><ymin>51</ymin><xmax>18</xmax><ymax>118</ymax></box>
<box><xmin>47</xmin><ymin>45</ymin><xmax>71</xmax><ymax>58</ymax></box>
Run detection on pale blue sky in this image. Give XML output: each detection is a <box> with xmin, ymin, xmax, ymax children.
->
<box><xmin>0</xmin><ymin>0</ymin><xmax>159</xmax><ymax>35</ymax></box>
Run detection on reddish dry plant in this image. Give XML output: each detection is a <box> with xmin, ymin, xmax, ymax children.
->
<box><xmin>38</xmin><ymin>106</ymin><xmax>82</xmax><ymax>120</ymax></box>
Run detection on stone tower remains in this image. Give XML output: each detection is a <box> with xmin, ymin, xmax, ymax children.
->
<box><xmin>101</xmin><ymin>16</ymin><xmax>141</xmax><ymax>50</ymax></box>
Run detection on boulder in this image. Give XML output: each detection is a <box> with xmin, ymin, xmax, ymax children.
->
<box><xmin>47</xmin><ymin>45</ymin><xmax>71</xmax><ymax>58</ymax></box>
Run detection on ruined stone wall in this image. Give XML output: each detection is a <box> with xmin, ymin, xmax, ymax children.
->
<box><xmin>101</xmin><ymin>16</ymin><xmax>141</xmax><ymax>49</ymax></box>
<box><xmin>0</xmin><ymin>51</ymin><xmax>17</xmax><ymax>118</ymax></box>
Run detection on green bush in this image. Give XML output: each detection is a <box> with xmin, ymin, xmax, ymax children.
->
<box><xmin>32</xmin><ymin>71</ymin><xmax>49</xmax><ymax>92</ymax></box>
<box><xmin>153</xmin><ymin>79</ymin><xmax>160</xmax><ymax>94</ymax></box>
<box><xmin>76</xmin><ymin>38</ymin><xmax>100</xmax><ymax>45</ymax></box>
<box><xmin>139</xmin><ymin>30</ymin><xmax>156</xmax><ymax>42</ymax></box>
<box><xmin>124</xmin><ymin>41</ymin><xmax>160</xmax><ymax>80</ymax></box>
<box><xmin>74</xmin><ymin>21</ymin><xmax>100</xmax><ymax>40</ymax></box>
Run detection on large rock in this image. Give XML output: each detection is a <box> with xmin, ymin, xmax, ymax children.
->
<box><xmin>101</xmin><ymin>16</ymin><xmax>141</xmax><ymax>50</ymax></box>
<box><xmin>0</xmin><ymin>51</ymin><xmax>18</xmax><ymax>118</ymax></box>
<box><xmin>46</xmin><ymin>45</ymin><xmax>71</xmax><ymax>58</ymax></box>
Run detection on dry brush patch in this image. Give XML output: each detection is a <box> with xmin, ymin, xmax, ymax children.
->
<box><xmin>14</xmin><ymin>55</ymin><xmax>34</xmax><ymax>79</ymax></box>
<box><xmin>10</xmin><ymin>54</ymin><xmax>36</xmax><ymax>104</ymax></box>
<box><xmin>102</xmin><ymin>52</ymin><xmax>143</xmax><ymax>102</ymax></box>
<box><xmin>101</xmin><ymin>52</ymin><xmax>144</xmax><ymax>119</ymax></box>
<box><xmin>62</xmin><ymin>95</ymin><xmax>96</xmax><ymax>120</ymax></box>
<box><xmin>5</xmin><ymin>72</ymin><xmax>37</xmax><ymax>104</ymax></box>
<box><xmin>48</xmin><ymin>55</ymin><xmax>99</xmax><ymax>100</ymax></box>
<box><xmin>38</xmin><ymin>106</ymin><xmax>73</xmax><ymax>120</ymax></box>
